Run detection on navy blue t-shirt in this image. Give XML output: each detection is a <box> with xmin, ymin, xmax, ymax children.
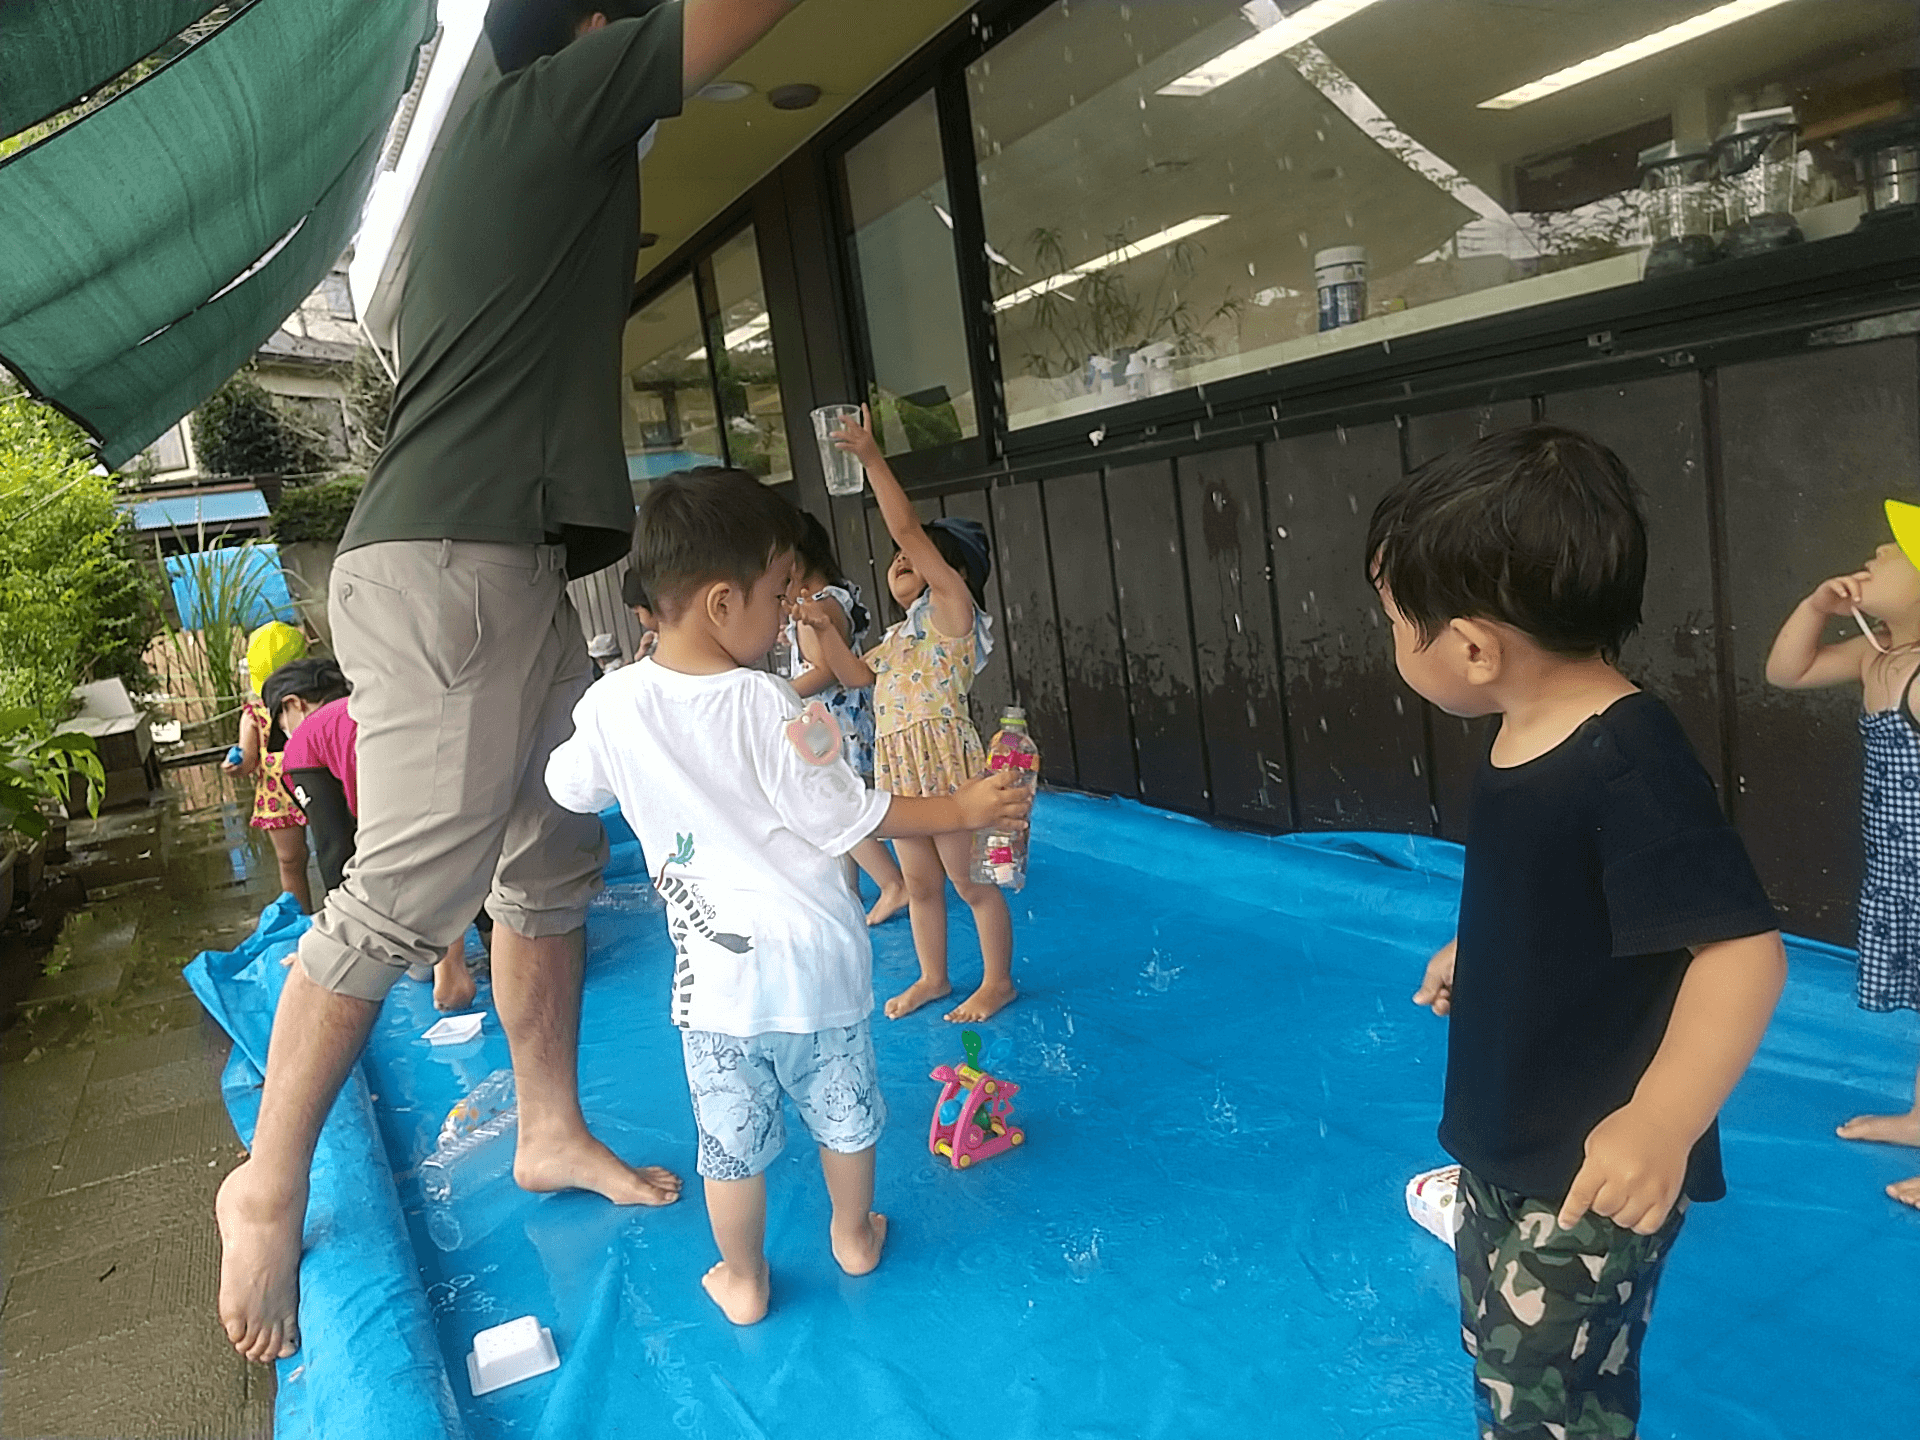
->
<box><xmin>1440</xmin><ymin>692</ymin><xmax>1778</xmax><ymax>1203</ymax></box>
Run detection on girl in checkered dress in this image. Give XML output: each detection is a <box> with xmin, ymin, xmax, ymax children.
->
<box><xmin>1767</xmin><ymin>499</ymin><xmax>1920</xmax><ymax>1210</ymax></box>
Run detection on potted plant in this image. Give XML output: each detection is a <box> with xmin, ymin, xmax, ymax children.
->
<box><xmin>0</xmin><ymin>707</ymin><xmax>104</xmax><ymax>918</ymax></box>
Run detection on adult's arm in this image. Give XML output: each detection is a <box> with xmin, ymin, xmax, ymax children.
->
<box><xmin>682</xmin><ymin>0</ymin><xmax>796</xmax><ymax>95</ymax></box>
<box><xmin>287</xmin><ymin>768</ymin><xmax>356</xmax><ymax>895</ymax></box>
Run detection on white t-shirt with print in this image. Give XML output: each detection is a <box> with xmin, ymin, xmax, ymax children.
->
<box><xmin>546</xmin><ymin>659</ymin><xmax>891</xmax><ymax>1037</ymax></box>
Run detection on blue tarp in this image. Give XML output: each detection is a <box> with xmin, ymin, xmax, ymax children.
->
<box><xmin>187</xmin><ymin>793</ymin><xmax>1920</xmax><ymax>1440</ymax></box>
<box><xmin>126</xmin><ymin>488</ymin><xmax>270</xmax><ymax>532</ymax></box>
<box><xmin>163</xmin><ymin>543</ymin><xmax>296</xmax><ymax>630</ymax></box>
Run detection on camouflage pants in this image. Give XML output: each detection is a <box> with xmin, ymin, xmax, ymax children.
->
<box><xmin>1454</xmin><ymin>1167</ymin><xmax>1687</xmax><ymax>1440</ymax></box>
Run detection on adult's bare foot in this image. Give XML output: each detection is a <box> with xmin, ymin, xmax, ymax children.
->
<box><xmin>514</xmin><ymin>1131</ymin><xmax>683</xmax><ymax>1206</ymax></box>
<box><xmin>883</xmin><ymin>977</ymin><xmax>950</xmax><ymax>1020</ymax></box>
<box><xmin>865</xmin><ymin>884</ymin><xmax>907</xmax><ymax>927</ymax></box>
<box><xmin>433</xmin><ymin>956</ymin><xmax>477</xmax><ymax>1013</ymax></box>
<box><xmin>216</xmin><ymin>1160</ymin><xmax>304</xmax><ymax>1364</ymax></box>
<box><xmin>1889</xmin><ymin>1175</ymin><xmax>1920</xmax><ymax>1209</ymax></box>
<box><xmin>702</xmin><ymin>1259</ymin><xmax>770</xmax><ymax>1325</ymax></box>
<box><xmin>831</xmin><ymin>1211</ymin><xmax>888</xmax><ymax>1277</ymax></box>
<box><xmin>945</xmin><ymin>979</ymin><xmax>1017</xmax><ymax>1024</ymax></box>
<box><xmin>1837</xmin><ymin>1110</ymin><xmax>1920</xmax><ymax>1146</ymax></box>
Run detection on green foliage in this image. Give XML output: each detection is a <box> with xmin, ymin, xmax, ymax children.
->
<box><xmin>271</xmin><ymin>473</ymin><xmax>364</xmax><ymax>545</ymax></box>
<box><xmin>191</xmin><ymin>370</ymin><xmax>328</xmax><ymax>479</ymax></box>
<box><xmin>343</xmin><ymin>347</ymin><xmax>394</xmax><ymax>467</ymax></box>
<box><xmin>0</xmin><ymin>394</ymin><xmax>161</xmax><ymax>727</ymax></box>
<box><xmin>0</xmin><ymin>708</ymin><xmax>105</xmax><ymax>837</ymax></box>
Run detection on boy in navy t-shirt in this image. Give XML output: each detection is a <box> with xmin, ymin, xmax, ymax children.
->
<box><xmin>1365</xmin><ymin>426</ymin><xmax>1786</xmax><ymax>1440</ymax></box>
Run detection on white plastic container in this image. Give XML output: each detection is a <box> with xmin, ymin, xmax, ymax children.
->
<box><xmin>466</xmin><ymin>1315</ymin><xmax>560</xmax><ymax>1396</ymax></box>
<box><xmin>1314</xmin><ymin>246</ymin><xmax>1367</xmax><ymax>332</ymax></box>
<box><xmin>422</xmin><ymin>1013</ymin><xmax>483</xmax><ymax>1046</ymax></box>
<box><xmin>1405</xmin><ymin>1163</ymin><xmax>1462</xmax><ymax>1248</ymax></box>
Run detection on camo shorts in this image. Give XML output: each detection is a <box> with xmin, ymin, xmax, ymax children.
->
<box><xmin>1454</xmin><ymin>1167</ymin><xmax>1689</xmax><ymax>1440</ymax></box>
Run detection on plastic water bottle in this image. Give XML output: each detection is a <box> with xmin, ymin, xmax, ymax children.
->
<box><xmin>418</xmin><ymin>1070</ymin><xmax>520</xmax><ymax>1252</ymax></box>
<box><xmin>971</xmin><ymin>707</ymin><xmax>1039</xmax><ymax>890</ymax></box>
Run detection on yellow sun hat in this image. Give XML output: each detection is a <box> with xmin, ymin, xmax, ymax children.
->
<box><xmin>244</xmin><ymin>621</ymin><xmax>307</xmax><ymax>694</ymax></box>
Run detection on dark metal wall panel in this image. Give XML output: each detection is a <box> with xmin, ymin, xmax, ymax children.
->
<box><xmin>1717</xmin><ymin>338</ymin><xmax>1920</xmax><ymax>943</ymax></box>
<box><xmin>1044</xmin><ymin>472</ymin><xmax>1137</xmax><ymax>795</ymax></box>
<box><xmin>1266</xmin><ymin>423</ymin><xmax>1431</xmax><ymax>832</ymax></box>
<box><xmin>1542</xmin><ymin>375</ymin><xmax>1724</xmax><ymax>777</ymax></box>
<box><xmin>1402</xmin><ymin>401</ymin><xmax>1535</xmax><ymax>837</ymax></box>
<box><xmin>991</xmin><ymin>480</ymin><xmax>1077</xmax><ymax>787</ymax></box>
<box><xmin>1178</xmin><ymin>446</ymin><xmax>1292</xmax><ymax>826</ymax></box>
<box><xmin>940</xmin><ymin>488</ymin><xmax>1016</xmax><ymax>740</ymax></box>
<box><xmin>1107</xmin><ymin>460</ymin><xmax>1210</xmax><ymax>813</ymax></box>
<box><xmin>830</xmin><ymin>496</ymin><xmax>881</xmax><ymax>639</ymax></box>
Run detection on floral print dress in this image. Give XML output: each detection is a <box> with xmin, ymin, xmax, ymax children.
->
<box><xmin>867</xmin><ymin>593</ymin><xmax>995</xmax><ymax>798</ymax></box>
<box><xmin>782</xmin><ymin>582</ymin><xmax>877</xmax><ymax>779</ymax></box>
<box><xmin>242</xmin><ymin>698</ymin><xmax>305</xmax><ymax>831</ymax></box>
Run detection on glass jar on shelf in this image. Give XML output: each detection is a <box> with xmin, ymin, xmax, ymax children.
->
<box><xmin>1638</xmin><ymin>141</ymin><xmax>1718</xmax><ymax>276</ymax></box>
<box><xmin>1715</xmin><ymin>107</ymin><xmax>1804</xmax><ymax>258</ymax></box>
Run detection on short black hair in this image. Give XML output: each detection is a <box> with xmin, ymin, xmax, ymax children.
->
<box><xmin>485</xmin><ymin>0</ymin><xmax>666</xmax><ymax>75</ymax></box>
<box><xmin>794</xmin><ymin>512</ymin><xmax>844</xmax><ymax>588</ymax></box>
<box><xmin>260</xmin><ymin>658</ymin><xmax>350</xmax><ymax>751</ymax></box>
<box><xmin>1364</xmin><ymin>424</ymin><xmax>1646</xmax><ymax>661</ymax></box>
<box><xmin>635</xmin><ymin>467</ymin><xmax>806</xmax><ymax>622</ymax></box>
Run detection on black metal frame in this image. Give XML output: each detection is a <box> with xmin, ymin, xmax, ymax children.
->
<box><xmin>631</xmin><ymin>0</ymin><xmax>1920</xmax><ymax>497</ymax></box>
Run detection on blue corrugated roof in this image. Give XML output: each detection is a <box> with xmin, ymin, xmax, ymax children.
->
<box><xmin>126</xmin><ymin>489</ymin><xmax>270</xmax><ymax>532</ymax></box>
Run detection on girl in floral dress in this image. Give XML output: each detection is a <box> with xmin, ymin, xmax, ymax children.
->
<box><xmin>221</xmin><ymin>621</ymin><xmax>313</xmax><ymax>913</ymax></box>
<box><xmin>808</xmin><ymin>409</ymin><xmax>1015</xmax><ymax>1024</ymax></box>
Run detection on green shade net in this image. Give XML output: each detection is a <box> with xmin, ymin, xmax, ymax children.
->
<box><xmin>0</xmin><ymin>0</ymin><xmax>434</xmax><ymax>467</ymax></box>
<box><xmin>0</xmin><ymin>0</ymin><xmax>222</xmax><ymax>136</ymax></box>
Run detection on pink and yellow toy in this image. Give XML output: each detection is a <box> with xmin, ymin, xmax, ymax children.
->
<box><xmin>928</xmin><ymin>1029</ymin><xmax>1025</xmax><ymax>1169</ymax></box>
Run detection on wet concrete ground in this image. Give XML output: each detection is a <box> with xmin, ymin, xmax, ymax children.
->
<box><xmin>2</xmin><ymin>766</ymin><xmax>286</xmax><ymax>1439</ymax></box>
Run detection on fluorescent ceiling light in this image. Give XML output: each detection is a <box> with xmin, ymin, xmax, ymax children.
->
<box><xmin>993</xmin><ymin>215</ymin><xmax>1230</xmax><ymax>312</ymax></box>
<box><xmin>1477</xmin><ymin>0</ymin><xmax>1797</xmax><ymax>110</ymax></box>
<box><xmin>686</xmin><ymin>313</ymin><xmax>771</xmax><ymax>361</ymax></box>
<box><xmin>1158</xmin><ymin>0</ymin><xmax>1388</xmax><ymax>97</ymax></box>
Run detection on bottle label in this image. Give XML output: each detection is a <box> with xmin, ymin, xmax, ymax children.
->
<box><xmin>988</xmin><ymin>751</ymin><xmax>1037</xmax><ymax>772</ymax></box>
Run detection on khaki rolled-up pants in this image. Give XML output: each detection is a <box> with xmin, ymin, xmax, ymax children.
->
<box><xmin>294</xmin><ymin>540</ymin><xmax>607</xmax><ymax>1001</ymax></box>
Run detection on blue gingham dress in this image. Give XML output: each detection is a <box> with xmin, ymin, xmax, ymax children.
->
<box><xmin>1856</xmin><ymin>668</ymin><xmax>1920</xmax><ymax>1013</ymax></box>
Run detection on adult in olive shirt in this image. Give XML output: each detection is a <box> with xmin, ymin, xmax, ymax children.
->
<box><xmin>218</xmin><ymin>0</ymin><xmax>798</xmax><ymax>1365</ymax></box>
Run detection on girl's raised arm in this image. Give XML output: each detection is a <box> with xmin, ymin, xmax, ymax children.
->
<box><xmin>1766</xmin><ymin>574</ymin><xmax>1874</xmax><ymax>690</ymax></box>
<box><xmin>834</xmin><ymin>408</ymin><xmax>974</xmax><ymax>639</ymax></box>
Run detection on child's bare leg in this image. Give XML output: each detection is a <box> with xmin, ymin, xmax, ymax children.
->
<box><xmin>852</xmin><ymin>837</ymin><xmax>907</xmax><ymax>926</ymax></box>
<box><xmin>268</xmin><ymin>826</ymin><xmax>314</xmax><ymax>914</ymax></box>
<box><xmin>1837</xmin><ymin>1051</ymin><xmax>1920</xmax><ymax>1146</ymax></box>
<box><xmin>884</xmin><ymin>836</ymin><xmax>951</xmax><ymax>1018</ymax></box>
<box><xmin>934</xmin><ymin>830</ymin><xmax>1016</xmax><ymax>1023</ymax></box>
<box><xmin>819</xmin><ymin>1146</ymin><xmax>887</xmax><ymax>1275</ymax></box>
<box><xmin>700</xmin><ymin>1174</ymin><xmax>770</xmax><ymax>1325</ymax></box>
<box><xmin>433</xmin><ymin>936</ymin><xmax>476</xmax><ymax>1012</ymax></box>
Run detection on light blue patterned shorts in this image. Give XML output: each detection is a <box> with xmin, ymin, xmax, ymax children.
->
<box><xmin>680</xmin><ymin>1020</ymin><xmax>886</xmax><ymax>1181</ymax></box>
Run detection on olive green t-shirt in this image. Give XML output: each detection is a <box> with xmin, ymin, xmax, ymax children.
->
<box><xmin>341</xmin><ymin>4</ymin><xmax>684</xmax><ymax>579</ymax></box>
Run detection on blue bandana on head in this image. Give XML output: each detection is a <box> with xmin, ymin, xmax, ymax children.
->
<box><xmin>926</xmin><ymin>516</ymin><xmax>990</xmax><ymax>595</ymax></box>
<box><xmin>903</xmin><ymin>517</ymin><xmax>995</xmax><ymax>669</ymax></box>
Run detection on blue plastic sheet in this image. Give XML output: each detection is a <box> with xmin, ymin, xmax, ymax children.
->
<box><xmin>189</xmin><ymin>793</ymin><xmax>1920</xmax><ymax>1440</ymax></box>
<box><xmin>164</xmin><ymin>543</ymin><xmax>297</xmax><ymax>630</ymax></box>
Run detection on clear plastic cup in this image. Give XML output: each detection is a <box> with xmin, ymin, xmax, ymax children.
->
<box><xmin>810</xmin><ymin>404</ymin><xmax>865</xmax><ymax>496</ymax></box>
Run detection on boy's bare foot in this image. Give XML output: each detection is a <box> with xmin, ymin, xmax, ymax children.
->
<box><xmin>514</xmin><ymin>1130</ymin><xmax>682</xmax><ymax>1206</ymax></box>
<box><xmin>1837</xmin><ymin>1111</ymin><xmax>1920</xmax><ymax>1147</ymax></box>
<box><xmin>702</xmin><ymin>1260</ymin><xmax>770</xmax><ymax>1325</ymax></box>
<box><xmin>884</xmin><ymin>977</ymin><xmax>951</xmax><ymax>1019</ymax></box>
<box><xmin>1889</xmin><ymin>1175</ymin><xmax>1920</xmax><ymax>1209</ymax></box>
<box><xmin>865</xmin><ymin>885</ymin><xmax>907</xmax><ymax>927</ymax></box>
<box><xmin>945</xmin><ymin>979</ymin><xmax>1017</xmax><ymax>1024</ymax></box>
<box><xmin>216</xmin><ymin>1161</ymin><xmax>304</xmax><ymax>1363</ymax></box>
<box><xmin>433</xmin><ymin>959</ymin><xmax>477</xmax><ymax>1013</ymax></box>
<box><xmin>831</xmin><ymin>1211</ymin><xmax>888</xmax><ymax>1276</ymax></box>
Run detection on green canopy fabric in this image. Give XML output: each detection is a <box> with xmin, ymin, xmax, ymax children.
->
<box><xmin>0</xmin><ymin>0</ymin><xmax>433</xmax><ymax>467</ymax></box>
<box><xmin>0</xmin><ymin>0</ymin><xmax>221</xmax><ymax>137</ymax></box>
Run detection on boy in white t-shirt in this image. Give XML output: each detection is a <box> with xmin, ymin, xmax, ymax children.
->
<box><xmin>546</xmin><ymin>467</ymin><xmax>1031</xmax><ymax>1326</ymax></box>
